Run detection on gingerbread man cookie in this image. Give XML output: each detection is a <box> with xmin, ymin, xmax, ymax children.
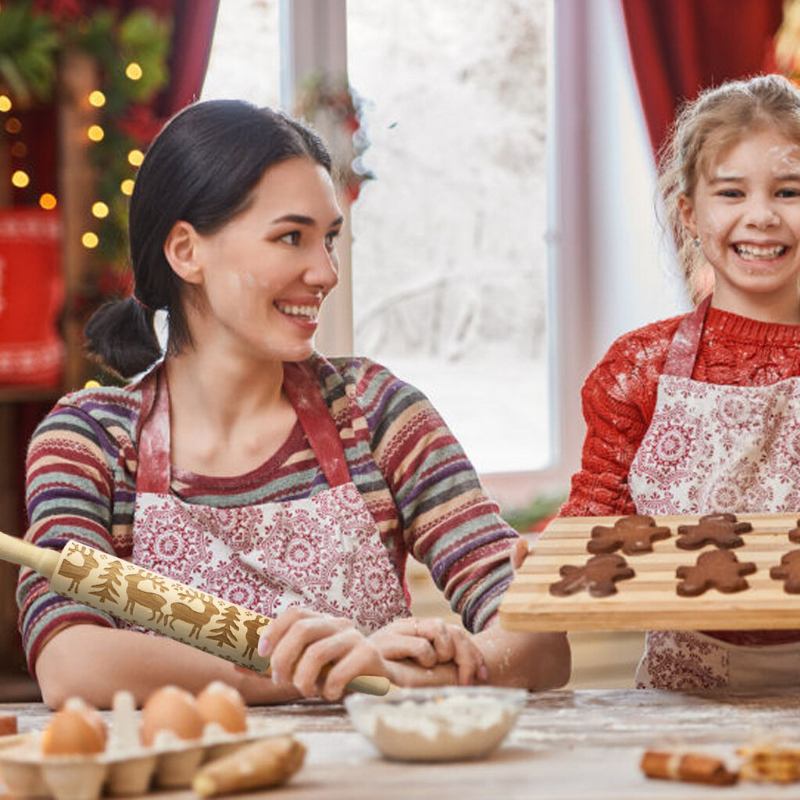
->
<box><xmin>789</xmin><ymin>520</ymin><xmax>800</xmax><ymax>544</ymax></box>
<box><xmin>588</xmin><ymin>515</ymin><xmax>671</xmax><ymax>556</ymax></box>
<box><xmin>770</xmin><ymin>550</ymin><xmax>800</xmax><ymax>594</ymax></box>
<box><xmin>675</xmin><ymin>550</ymin><xmax>756</xmax><ymax>597</ymax></box>
<box><xmin>549</xmin><ymin>554</ymin><xmax>635</xmax><ymax>598</ymax></box>
<box><xmin>675</xmin><ymin>513</ymin><xmax>753</xmax><ymax>550</ymax></box>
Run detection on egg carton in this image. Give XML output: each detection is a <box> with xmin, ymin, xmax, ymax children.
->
<box><xmin>0</xmin><ymin>716</ymin><xmax>294</xmax><ymax>800</ymax></box>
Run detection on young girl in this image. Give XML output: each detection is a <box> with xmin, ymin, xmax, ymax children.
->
<box><xmin>562</xmin><ymin>74</ymin><xmax>800</xmax><ymax>690</ymax></box>
<box><xmin>19</xmin><ymin>100</ymin><xmax>569</xmax><ymax>707</ymax></box>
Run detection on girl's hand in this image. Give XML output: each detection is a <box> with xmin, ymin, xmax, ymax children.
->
<box><xmin>369</xmin><ymin>617</ymin><xmax>488</xmax><ymax>686</ymax></box>
<box><xmin>257</xmin><ymin>607</ymin><xmax>389</xmax><ymax>701</ymax></box>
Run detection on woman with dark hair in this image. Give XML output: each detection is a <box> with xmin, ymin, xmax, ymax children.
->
<box><xmin>20</xmin><ymin>100</ymin><xmax>569</xmax><ymax>707</ymax></box>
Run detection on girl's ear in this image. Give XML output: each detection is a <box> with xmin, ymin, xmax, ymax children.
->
<box><xmin>164</xmin><ymin>220</ymin><xmax>204</xmax><ymax>285</ymax></box>
<box><xmin>677</xmin><ymin>193</ymin><xmax>697</xmax><ymax>239</ymax></box>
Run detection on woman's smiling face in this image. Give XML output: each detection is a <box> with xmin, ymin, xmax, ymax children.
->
<box><xmin>187</xmin><ymin>156</ymin><xmax>342</xmax><ymax>363</ymax></box>
<box><xmin>680</xmin><ymin>128</ymin><xmax>800</xmax><ymax>314</ymax></box>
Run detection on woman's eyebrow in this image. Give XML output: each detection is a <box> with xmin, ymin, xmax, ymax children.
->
<box><xmin>271</xmin><ymin>213</ymin><xmax>315</xmax><ymax>225</ymax></box>
<box><xmin>270</xmin><ymin>213</ymin><xmax>345</xmax><ymax>228</ymax></box>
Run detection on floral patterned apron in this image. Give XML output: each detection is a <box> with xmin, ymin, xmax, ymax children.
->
<box><xmin>629</xmin><ymin>297</ymin><xmax>800</xmax><ymax>689</ymax></box>
<box><xmin>129</xmin><ymin>361</ymin><xmax>410</xmax><ymax>635</ymax></box>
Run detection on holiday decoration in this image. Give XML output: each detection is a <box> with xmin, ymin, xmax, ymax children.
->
<box><xmin>0</xmin><ymin>207</ymin><xmax>63</xmax><ymax>386</ymax></box>
<box><xmin>294</xmin><ymin>73</ymin><xmax>373</xmax><ymax>204</ymax></box>
<box><xmin>773</xmin><ymin>0</ymin><xmax>800</xmax><ymax>82</ymax></box>
<box><xmin>0</xmin><ymin>1</ymin><xmax>170</xmax><ymax>326</ymax></box>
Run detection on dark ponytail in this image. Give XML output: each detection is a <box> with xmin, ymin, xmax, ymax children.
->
<box><xmin>84</xmin><ymin>99</ymin><xmax>332</xmax><ymax>379</ymax></box>
<box><xmin>85</xmin><ymin>297</ymin><xmax>160</xmax><ymax>379</ymax></box>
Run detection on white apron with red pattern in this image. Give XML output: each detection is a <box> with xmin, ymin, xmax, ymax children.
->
<box><xmin>628</xmin><ymin>297</ymin><xmax>800</xmax><ymax>689</ymax></box>
<box><xmin>129</xmin><ymin>361</ymin><xmax>410</xmax><ymax>635</ymax></box>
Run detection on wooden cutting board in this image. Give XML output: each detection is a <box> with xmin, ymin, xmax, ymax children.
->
<box><xmin>499</xmin><ymin>513</ymin><xmax>800</xmax><ymax>632</ymax></box>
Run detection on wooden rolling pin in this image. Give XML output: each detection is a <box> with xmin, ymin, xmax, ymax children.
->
<box><xmin>0</xmin><ymin>532</ymin><xmax>389</xmax><ymax>696</ymax></box>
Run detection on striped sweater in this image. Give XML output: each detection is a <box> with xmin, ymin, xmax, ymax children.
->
<box><xmin>19</xmin><ymin>354</ymin><xmax>518</xmax><ymax>672</ymax></box>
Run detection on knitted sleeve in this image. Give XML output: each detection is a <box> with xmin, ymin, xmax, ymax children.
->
<box><xmin>560</xmin><ymin>318</ymin><xmax>680</xmax><ymax>516</ymax></box>
<box><xmin>17</xmin><ymin>393</ymin><xmax>135</xmax><ymax>672</ymax></box>
<box><xmin>354</xmin><ymin>361</ymin><xmax>518</xmax><ymax>632</ymax></box>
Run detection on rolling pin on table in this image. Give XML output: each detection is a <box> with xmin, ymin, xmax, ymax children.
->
<box><xmin>0</xmin><ymin>532</ymin><xmax>389</xmax><ymax>696</ymax></box>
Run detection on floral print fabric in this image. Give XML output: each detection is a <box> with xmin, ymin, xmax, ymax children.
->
<box><xmin>630</xmin><ymin>299</ymin><xmax>800</xmax><ymax>689</ymax></box>
<box><xmin>133</xmin><ymin>481</ymin><xmax>410</xmax><ymax>634</ymax></box>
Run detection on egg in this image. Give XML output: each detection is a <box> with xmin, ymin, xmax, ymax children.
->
<box><xmin>140</xmin><ymin>686</ymin><xmax>204</xmax><ymax>746</ymax></box>
<box><xmin>0</xmin><ymin>714</ymin><xmax>17</xmax><ymax>736</ymax></box>
<box><xmin>196</xmin><ymin>681</ymin><xmax>247</xmax><ymax>734</ymax></box>
<box><xmin>41</xmin><ymin>698</ymin><xmax>106</xmax><ymax>755</ymax></box>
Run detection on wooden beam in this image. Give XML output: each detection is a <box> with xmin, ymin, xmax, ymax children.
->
<box><xmin>58</xmin><ymin>49</ymin><xmax>97</xmax><ymax>392</ymax></box>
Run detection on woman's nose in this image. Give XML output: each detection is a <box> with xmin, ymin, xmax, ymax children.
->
<box><xmin>305</xmin><ymin>244</ymin><xmax>339</xmax><ymax>291</ymax></box>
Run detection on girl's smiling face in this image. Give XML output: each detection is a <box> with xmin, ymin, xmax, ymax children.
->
<box><xmin>179</xmin><ymin>156</ymin><xmax>342</xmax><ymax>363</ymax></box>
<box><xmin>680</xmin><ymin>128</ymin><xmax>800</xmax><ymax>319</ymax></box>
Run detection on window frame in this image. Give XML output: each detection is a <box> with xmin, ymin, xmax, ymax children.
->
<box><xmin>281</xmin><ymin>0</ymin><xmax>593</xmax><ymax>509</ymax></box>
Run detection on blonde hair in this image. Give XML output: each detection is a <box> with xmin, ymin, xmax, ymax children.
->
<box><xmin>659</xmin><ymin>74</ymin><xmax>800</xmax><ymax>303</ymax></box>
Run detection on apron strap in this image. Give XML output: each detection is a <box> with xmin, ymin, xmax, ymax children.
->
<box><xmin>136</xmin><ymin>362</ymin><xmax>352</xmax><ymax>494</ymax></box>
<box><xmin>662</xmin><ymin>295</ymin><xmax>712</xmax><ymax>378</ymax></box>
<box><xmin>283</xmin><ymin>361</ymin><xmax>352</xmax><ymax>488</ymax></box>
<box><xmin>136</xmin><ymin>370</ymin><xmax>172</xmax><ymax>494</ymax></box>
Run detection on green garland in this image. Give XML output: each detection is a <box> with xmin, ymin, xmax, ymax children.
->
<box><xmin>503</xmin><ymin>494</ymin><xmax>565</xmax><ymax>534</ymax></box>
<box><xmin>0</xmin><ymin>2</ymin><xmax>59</xmax><ymax>104</ymax></box>
<box><xmin>0</xmin><ymin>1</ymin><xmax>170</xmax><ymax>315</ymax></box>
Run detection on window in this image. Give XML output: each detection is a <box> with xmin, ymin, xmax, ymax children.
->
<box><xmin>201</xmin><ymin>0</ymin><xmax>280</xmax><ymax>107</ymax></box>
<box><xmin>347</xmin><ymin>1</ymin><xmax>551</xmax><ymax>474</ymax></box>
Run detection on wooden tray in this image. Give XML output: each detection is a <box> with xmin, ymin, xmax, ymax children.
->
<box><xmin>499</xmin><ymin>513</ymin><xmax>800</xmax><ymax>632</ymax></box>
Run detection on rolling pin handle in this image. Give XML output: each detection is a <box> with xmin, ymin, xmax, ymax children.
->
<box><xmin>0</xmin><ymin>532</ymin><xmax>59</xmax><ymax>577</ymax></box>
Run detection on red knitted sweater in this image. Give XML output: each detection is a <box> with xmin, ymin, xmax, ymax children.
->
<box><xmin>562</xmin><ymin>307</ymin><xmax>800</xmax><ymax>646</ymax></box>
<box><xmin>563</xmin><ymin>306</ymin><xmax>800</xmax><ymax>517</ymax></box>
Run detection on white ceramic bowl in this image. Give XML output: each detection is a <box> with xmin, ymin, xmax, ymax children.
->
<box><xmin>345</xmin><ymin>686</ymin><xmax>527</xmax><ymax>762</ymax></box>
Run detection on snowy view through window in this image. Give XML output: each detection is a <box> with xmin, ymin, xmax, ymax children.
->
<box><xmin>203</xmin><ymin>0</ymin><xmax>550</xmax><ymax>473</ymax></box>
<box><xmin>202</xmin><ymin>0</ymin><xmax>279</xmax><ymax>108</ymax></box>
<box><xmin>348</xmin><ymin>1</ymin><xmax>550</xmax><ymax>473</ymax></box>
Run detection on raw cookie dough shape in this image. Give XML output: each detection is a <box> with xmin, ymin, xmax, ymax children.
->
<box><xmin>770</xmin><ymin>550</ymin><xmax>800</xmax><ymax>594</ymax></box>
<box><xmin>789</xmin><ymin>520</ymin><xmax>800</xmax><ymax>544</ymax></box>
<box><xmin>549</xmin><ymin>554</ymin><xmax>635</xmax><ymax>598</ymax></box>
<box><xmin>675</xmin><ymin>549</ymin><xmax>756</xmax><ymax>597</ymax></box>
<box><xmin>675</xmin><ymin>513</ymin><xmax>753</xmax><ymax>550</ymax></box>
<box><xmin>588</xmin><ymin>514</ymin><xmax>671</xmax><ymax>556</ymax></box>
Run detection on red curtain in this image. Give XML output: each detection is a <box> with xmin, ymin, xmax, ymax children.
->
<box><xmin>621</xmin><ymin>0</ymin><xmax>784</xmax><ymax>156</ymax></box>
<box><xmin>158</xmin><ymin>0</ymin><xmax>220</xmax><ymax>115</ymax></box>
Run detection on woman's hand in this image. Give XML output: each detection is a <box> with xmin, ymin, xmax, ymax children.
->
<box><xmin>369</xmin><ymin>617</ymin><xmax>488</xmax><ymax>686</ymax></box>
<box><xmin>511</xmin><ymin>537</ymin><xmax>529</xmax><ymax>570</ymax></box>
<box><xmin>257</xmin><ymin>607</ymin><xmax>389</xmax><ymax>701</ymax></box>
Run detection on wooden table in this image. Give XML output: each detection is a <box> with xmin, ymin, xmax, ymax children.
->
<box><xmin>5</xmin><ymin>689</ymin><xmax>800</xmax><ymax>798</ymax></box>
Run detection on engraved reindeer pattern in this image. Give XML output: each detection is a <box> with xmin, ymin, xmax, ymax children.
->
<box><xmin>165</xmin><ymin>587</ymin><xmax>220</xmax><ymax>639</ymax></box>
<box><xmin>243</xmin><ymin>614</ymin><xmax>269</xmax><ymax>661</ymax></box>
<box><xmin>57</xmin><ymin>544</ymin><xmax>100</xmax><ymax>593</ymax></box>
<box><xmin>123</xmin><ymin>572</ymin><xmax>169</xmax><ymax>622</ymax></box>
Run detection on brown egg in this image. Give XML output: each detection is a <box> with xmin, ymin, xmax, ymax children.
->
<box><xmin>196</xmin><ymin>681</ymin><xmax>247</xmax><ymax>734</ymax></box>
<box><xmin>0</xmin><ymin>714</ymin><xmax>17</xmax><ymax>736</ymax></box>
<box><xmin>140</xmin><ymin>686</ymin><xmax>204</xmax><ymax>746</ymax></box>
<box><xmin>41</xmin><ymin>698</ymin><xmax>106</xmax><ymax>756</ymax></box>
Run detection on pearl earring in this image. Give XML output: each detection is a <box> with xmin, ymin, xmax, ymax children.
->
<box><xmin>692</xmin><ymin>237</ymin><xmax>701</xmax><ymax>248</ymax></box>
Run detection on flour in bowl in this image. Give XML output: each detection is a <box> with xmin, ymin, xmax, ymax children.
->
<box><xmin>347</xmin><ymin>688</ymin><xmax>525</xmax><ymax>762</ymax></box>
